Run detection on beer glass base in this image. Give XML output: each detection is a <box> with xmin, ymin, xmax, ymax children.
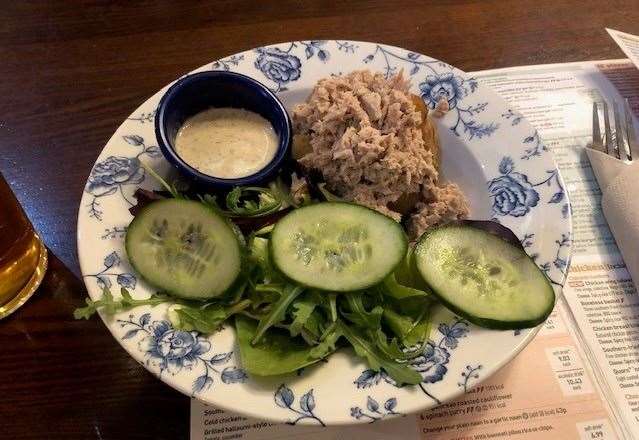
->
<box><xmin>0</xmin><ymin>238</ymin><xmax>48</xmax><ymax>319</ymax></box>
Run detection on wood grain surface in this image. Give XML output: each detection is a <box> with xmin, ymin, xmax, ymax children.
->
<box><xmin>1</xmin><ymin>1</ymin><xmax>638</xmax><ymax>438</ymax></box>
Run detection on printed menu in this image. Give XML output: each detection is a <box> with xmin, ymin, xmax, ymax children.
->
<box><xmin>191</xmin><ymin>56</ymin><xmax>639</xmax><ymax>440</ymax></box>
<box><xmin>476</xmin><ymin>60</ymin><xmax>639</xmax><ymax>440</ymax></box>
<box><xmin>607</xmin><ymin>29</ymin><xmax>639</xmax><ymax>71</ymax></box>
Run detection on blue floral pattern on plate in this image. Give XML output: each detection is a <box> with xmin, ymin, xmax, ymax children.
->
<box><xmin>211</xmin><ymin>54</ymin><xmax>244</xmax><ymax>71</ymax></box>
<box><xmin>83</xmin><ymin>251</ymin><xmax>136</xmax><ymax>289</ymax></box>
<box><xmin>488</xmin><ymin>157</ymin><xmax>540</xmax><ymax>217</ymax></box>
<box><xmin>274</xmin><ymin>384</ymin><xmax>325</xmax><ymax>426</ymax></box>
<box><xmin>458</xmin><ymin>364</ymin><xmax>482</xmax><ymax>393</ymax></box>
<box><xmin>361</xmin><ymin>45</ymin><xmax>497</xmax><ymax>140</ymax></box>
<box><xmin>254</xmin><ymin>46</ymin><xmax>302</xmax><ymax>92</ymax></box>
<box><xmin>118</xmin><ymin>314</ymin><xmax>247</xmax><ymax>394</ymax></box>
<box><xmin>521</xmin><ymin>130</ymin><xmax>548</xmax><ymax>160</ymax></box>
<box><xmin>350</xmin><ymin>396</ymin><xmax>402</xmax><ymax>423</ymax></box>
<box><xmin>77</xmin><ymin>41</ymin><xmax>572</xmax><ymax>425</ymax></box>
<box><xmin>488</xmin><ymin>156</ymin><xmax>566</xmax><ymax>218</ymax></box>
<box><xmin>354</xmin><ymin>317</ymin><xmax>469</xmax><ymax>405</ymax></box>
<box><xmin>253</xmin><ymin>41</ymin><xmax>337</xmax><ymax>92</ymax></box>
<box><xmin>501</xmin><ymin>108</ymin><xmax>523</xmax><ymax>126</ymax></box>
<box><xmin>84</xmin><ymin>135</ymin><xmax>160</xmax><ymax>220</ymax></box>
<box><xmin>127</xmin><ymin>110</ymin><xmax>156</xmax><ymax>124</ymax></box>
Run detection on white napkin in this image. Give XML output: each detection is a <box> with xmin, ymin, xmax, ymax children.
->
<box><xmin>586</xmin><ymin>148</ymin><xmax>639</xmax><ymax>285</ymax></box>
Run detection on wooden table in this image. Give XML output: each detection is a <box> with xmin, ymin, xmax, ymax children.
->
<box><xmin>1</xmin><ymin>1</ymin><xmax>638</xmax><ymax>438</ymax></box>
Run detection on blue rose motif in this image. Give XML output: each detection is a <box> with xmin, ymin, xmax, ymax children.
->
<box><xmin>140</xmin><ymin>321</ymin><xmax>211</xmax><ymax>375</ymax></box>
<box><xmin>410</xmin><ymin>342</ymin><xmax>450</xmax><ymax>384</ymax></box>
<box><xmin>438</xmin><ymin>322</ymin><xmax>469</xmax><ymax>349</ymax></box>
<box><xmin>254</xmin><ymin>47</ymin><xmax>302</xmax><ymax>86</ymax></box>
<box><xmin>489</xmin><ymin>173</ymin><xmax>540</xmax><ymax>217</ymax></box>
<box><xmin>419</xmin><ymin>73</ymin><xmax>464</xmax><ymax>109</ymax></box>
<box><xmin>86</xmin><ymin>156</ymin><xmax>144</xmax><ymax>196</ymax></box>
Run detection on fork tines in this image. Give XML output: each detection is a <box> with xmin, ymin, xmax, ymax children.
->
<box><xmin>624</xmin><ymin>98</ymin><xmax>638</xmax><ymax>161</ymax></box>
<box><xmin>592</xmin><ymin>99</ymin><xmax>636</xmax><ymax>161</ymax></box>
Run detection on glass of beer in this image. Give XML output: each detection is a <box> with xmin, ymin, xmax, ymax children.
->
<box><xmin>0</xmin><ymin>173</ymin><xmax>48</xmax><ymax>319</ymax></box>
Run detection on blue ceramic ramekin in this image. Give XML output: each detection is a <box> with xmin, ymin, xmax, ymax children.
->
<box><xmin>155</xmin><ymin>71</ymin><xmax>292</xmax><ymax>189</ymax></box>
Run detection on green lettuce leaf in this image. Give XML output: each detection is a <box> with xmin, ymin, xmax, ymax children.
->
<box><xmin>383</xmin><ymin>308</ymin><xmax>414</xmax><ymax>339</ymax></box>
<box><xmin>373</xmin><ymin>328</ymin><xmax>409</xmax><ymax>360</ymax></box>
<box><xmin>336</xmin><ymin>320</ymin><xmax>422</xmax><ymax>386</ymax></box>
<box><xmin>309</xmin><ymin>323</ymin><xmax>343</xmax><ymax>359</ymax></box>
<box><xmin>168</xmin><ymin>299</ymin><xmax>251</xmax><ymax>333</ymax></box>
<box><xmin>235</xmin><ymin>315</ymin><xmax>327</xmax><ymax>376</ymax></box>
<box><xmin>341</xmin><ymin>294</ymin><xmax>383</xmax><ymax>329</ymax></box>
<box><xmin>403</xmin><ymin>308</ymin><xmax>432</xmax><ymax>347</ymax></box>
<box><xmin>73</xmin><ymin>287</ymin><xmax>172</xmax><ymax>319</ymax></box>
<box><xmin>383</xmin><ymin>300</ymin><xmax>432</xmax><ymax>347</ymax></box>
<box><xmin>381</xmin><ymin>273</ymin><xmax>431</xmax><ymax>301</ymax></box>
<box><xmin>225</xmin><ymin>184</ymin><xmax>288</xmax><ymax>217</ymax></box>
<box><xmin>289</xmin><ymin>299</ymin><xmax>317</xmax><ymax>337</ymax></box>
<box><xmin>252</xmin><ymin>285</ymin><xmax>304</xmax><ymax>345</ymax></box>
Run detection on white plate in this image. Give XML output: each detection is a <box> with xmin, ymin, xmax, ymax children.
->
<box><xmin>77</xmin><ymin>41</ymin><xmax>572</xmax><ymax>425</ymax></box>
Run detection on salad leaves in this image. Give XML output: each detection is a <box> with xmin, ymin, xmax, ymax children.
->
<box><xmin>289</xmin><ymin>299</ymin><xmax>317</xmax><ymax>337</ymax></box>
<box><xmin>76</xmin><ymin>172</ymin><xmax>436</xmax><ymax>387</ymax></box>
<box><xmin>168</xmin><ymin>300</ymin><xmax>251</xmax><ymax>334</ymax></box>
<box><xmin>73</xmin><ymin>287</ymin><xmax>172</xmax><ymax>319</ymax></box>
<box><xmin>337</xmin><ymin>320</ymin><xmax>422</xmax><ymax>385</ymax></box>
<box><xmin>236</xmin><ymin>315</ymin><xmax>329</xmax><ymax>376</ymax></box>
<box><xmin>251</xmin><ymin>285</ymin><xmax>304</xmax><ymax>344</ymax></box>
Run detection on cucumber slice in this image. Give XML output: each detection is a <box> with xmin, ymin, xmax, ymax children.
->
<box><xmin>270</xmin><ymin>202</ymin><xmax>407</xmax><ymax>291</ymax></box>
<box><xmin>125</xmin><ymin>199</ymin><xmax>241</xmax><ymax>299</ymax></box>
<box><xmin>414</xmin><ymin>224</ymin><xmax>554</xmax><ymax>329</ymax></box>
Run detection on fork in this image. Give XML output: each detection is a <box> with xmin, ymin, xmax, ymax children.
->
<box><xmin>592</xmin><ymin>98</ymin><xmax>638</xmax><ymax>161</ymax></box>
